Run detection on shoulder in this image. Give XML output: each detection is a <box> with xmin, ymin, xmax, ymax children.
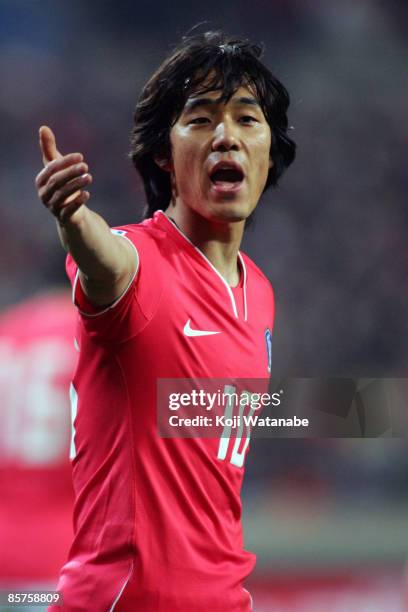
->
<box><xmin>110</xmin><ymin>219</ymin><xmax>157</xmax><ymax>243</ymax></box>
<box><xmin>111</xmin><ymin>217</ymin><xmax>169</xmax><ymax>257</ymax></box>
<box><xmin>240</xmin><ymin>252</ymin><xmax>276</xmax><ymax>332</ymax></box>
<box><xmin>111</xmin><ymin>214</ymin><xmax>168</xmax><ymax>239</ymax></box>
<box><xmin>240</xmin><ymin>251</ymin><xmax>274</xmax><ymax>300</ymax></box>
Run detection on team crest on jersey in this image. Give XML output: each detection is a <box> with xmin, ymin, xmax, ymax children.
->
<box><xmin>265</xmin><ymin>328</ymin><xmax>272</xmax><ymax>373</ymax></box>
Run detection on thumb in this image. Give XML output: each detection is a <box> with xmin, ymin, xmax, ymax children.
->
<box><xmin>39</xmin><ymin>125</ymin><xmax>62</xmax><ymax>165</ymax></box>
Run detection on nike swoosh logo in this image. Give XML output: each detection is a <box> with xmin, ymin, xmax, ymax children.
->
<box><xmin>183</xmin><ymin>319</ymin><xmax>221</xmax><ymax>337</ymax></box>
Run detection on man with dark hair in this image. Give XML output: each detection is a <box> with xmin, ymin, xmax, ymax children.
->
<box><xmin>36</xmin><ymin>30</ymin><xmax>295</xmax><ymax>612</ymax></box>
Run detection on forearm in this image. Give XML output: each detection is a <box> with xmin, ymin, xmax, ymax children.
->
<box><xmin>36</xmin><ymin>129</ymin><xmax>136</xmax><ymax>304</ymax></box>
<box><xmin>56</xmin><ymin>206</ymin><xmax>125</xmax><ymax>282</ymax></box>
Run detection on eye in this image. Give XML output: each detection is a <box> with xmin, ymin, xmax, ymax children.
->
<box><xmin>240</xmin><ymin>115</ymin><xmax>258</xmax><ymax>124</ymax></box>
<box><xmin>189</xmin><ymin>117</ymin><xmax>211</xmax><ymax>125</ymax></box>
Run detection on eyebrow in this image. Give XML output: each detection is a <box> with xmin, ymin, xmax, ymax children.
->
<box><xmin>183</xmin><ymin>96</ymin><xmax>261</xmax><ymax>113</ymax></box>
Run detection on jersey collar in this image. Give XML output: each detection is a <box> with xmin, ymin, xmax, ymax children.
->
<box><xmin>153</xmin><ymin>210</ymin><xmax>248</xmax><ymax>321</ymax></box>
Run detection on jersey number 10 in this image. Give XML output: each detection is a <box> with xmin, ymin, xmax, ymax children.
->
<box><xmin>217</xmin><ymin>385</ymin><xmax>255</xmax><ymax>468</ymax></box>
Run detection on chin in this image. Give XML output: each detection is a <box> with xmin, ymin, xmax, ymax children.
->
<box><xmin>208</xmin><ymin>200</ymin><xmax>252</xmax><ymax>223</ymax></box>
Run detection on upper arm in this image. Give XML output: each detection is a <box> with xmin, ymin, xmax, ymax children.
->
<box><xmin>65</xmin><ymin>227</ymin><xmax>165</xmax><ymax>342</ymax></box>
<box><xmin>79</xmin><ymin>234</ymin><xmax>139</xmax><ymax>308</ymax></box>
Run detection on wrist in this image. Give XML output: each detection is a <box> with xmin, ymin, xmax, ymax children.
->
<box><xmin>57</xmin><ymin>203</ymin><xmax>88</xmax><ymax>230</ymax></box>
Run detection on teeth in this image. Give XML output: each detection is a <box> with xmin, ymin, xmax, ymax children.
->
<box><xmin>214</xmin><ymin>165</ymin><xmax>241</xmax><ymax>171</ymax></box>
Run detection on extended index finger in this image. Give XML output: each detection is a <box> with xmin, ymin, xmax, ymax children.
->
<box><xmin>35</xmin><ymin>153</ymin><xmax>84</xmax><ymax>189</ymax></box>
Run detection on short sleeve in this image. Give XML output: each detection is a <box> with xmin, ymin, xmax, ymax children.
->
<box><xmin>65</xmin><ymin>226</ymin><xmax>165</xmax><ymax>343</ymax></box>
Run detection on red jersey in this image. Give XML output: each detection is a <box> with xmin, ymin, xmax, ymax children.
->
<box><xmin>55</xmin><ymin>211</ymin><xmax>274</xmax><ymax>611</ymax></box>
<box><xmin>0</xmin><ymin>291</ymin><xmax>75</xmax><ymax>583</ymax></box>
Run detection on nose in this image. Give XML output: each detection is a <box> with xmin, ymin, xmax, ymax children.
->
<box><xmin>211</xmin><ymin>120</ymin><xmax>240</xmax><ymax>153</ymax></box>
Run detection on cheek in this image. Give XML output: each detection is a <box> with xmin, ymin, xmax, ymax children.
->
<box><xmin>252</xmin><ymin>137</ymin><xmax>272</xmax><ymax>185</ymax></box>
<box><xmin>170</xmin><ymin>136</ymin><xmax>204</xmax><ymax>199</ymax></box>
<box><xmin>172</xmin><ymin>142</ymin><xmax>202</xmax><ymax>185</ymax></box>
<box><xmin>262</xmin><ymin>135</ymin><xmax>273</xmax><ymax>176</ymax></box>
<box><xmin>174</xmin><ymin>145</ymin><xmax>206</xmax><ymax>195</ymax></box>
<box><xmin>253</xmin><ymin>128</ymin><xmax>271</xmax><ymax>155</ymax></box>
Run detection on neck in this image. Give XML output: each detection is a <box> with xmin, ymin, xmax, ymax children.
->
<box><xmin>163</xmin><ymin>202</ymin><xmax>245</xmax><ymax>287</ymax></box>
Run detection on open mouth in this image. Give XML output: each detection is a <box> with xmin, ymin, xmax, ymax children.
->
<box><xmin>210</xmin><ymin>168</ymin><xmax>244</xmax><ymax>184</ymax></box>
<box><xmin>209</xmin><ymin>164</ymin><xmax>245</xmax><ymax>192</ymax></box>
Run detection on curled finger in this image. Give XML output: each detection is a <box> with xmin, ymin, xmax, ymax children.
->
<box><xmin>48</xmin><ymin>173</ymin><xmax>92</xmax><ymax>213</ymax></box>
<box><xmin>58</xmin><ymin>191</ymin><xmax>90</xmax><ymax>225</ymax></box>
<box><xmin>36</xmin><ymin>153</ymin><xmax>84</xmax><ymax>189</ymax></box>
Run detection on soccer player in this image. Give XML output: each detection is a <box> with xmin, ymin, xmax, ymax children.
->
<box><xmin>0</xmin><ymin>291</ymin><xmax>75</xmax><ymax>587</ymax></box>
<box><xmin>36</xmin><ymin>31</ymin><xmax>296</xmax><ymax>611</ymax></box>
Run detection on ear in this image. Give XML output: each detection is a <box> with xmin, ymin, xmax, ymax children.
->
<box><xmin>268</xmin><ymin>156</ymin><xmax>274</xmax><ymax>170</ymax></box>
<box><xmin>154</xmin><ymin>156</ymin><xmax>173</xmax><ymax>172</ymax></box>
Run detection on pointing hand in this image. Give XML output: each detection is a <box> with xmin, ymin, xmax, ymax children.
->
<box><xmin>35</xmin><ymin>126</ymin><xmax>92</xmax><ymax>224</ymax></box>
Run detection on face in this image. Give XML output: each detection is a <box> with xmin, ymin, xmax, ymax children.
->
<box><xmin>164</xmin><ymin>85</ymin><xmax>272</xmax><ymax>223</ymax></box>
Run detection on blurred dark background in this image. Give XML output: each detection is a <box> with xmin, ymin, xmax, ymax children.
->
<box><xmin>0</xmin><ymin>1</ymin><xmax>407</xmax><ymax>609</ymax></box>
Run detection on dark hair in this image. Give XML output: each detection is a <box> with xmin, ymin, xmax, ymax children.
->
<box><xmin>130</xmin><ymin>29</ymin><xmax>296</xmax><ymax>218</ymax></box>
